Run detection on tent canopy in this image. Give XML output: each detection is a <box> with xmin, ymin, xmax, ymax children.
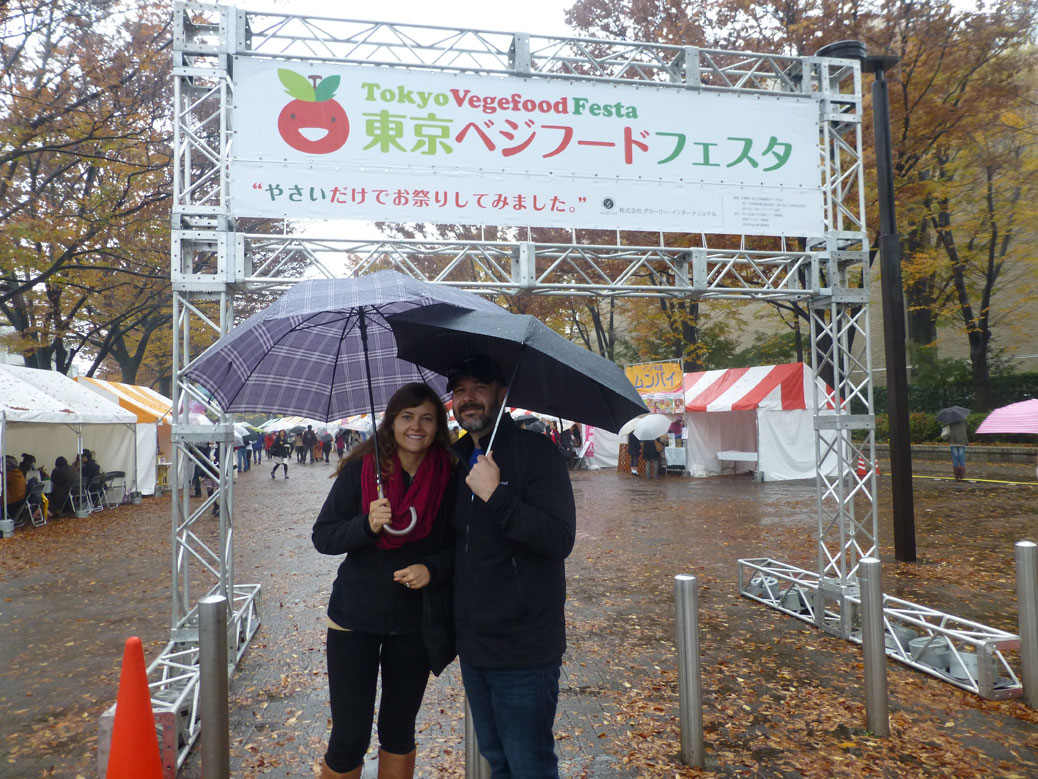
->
<box><xmin>76</xmin><ymin>376</ymin><xmax>172</xmax><ymax>423</ymax></box>
<box><xmin>684</xmin><ymin>362</ymin><xmax>832</xmax><ymax>413</ymax></box>
<box><xmin>76</xmin><ymin>376</ymin><xmax>174</xmax><ymax>494</ymax></box>
<box><xmin>0</xmin><ymin>365</ymin><xmax>136</xmax><ymax>424</ymax></box>
<box><xmin>0</xmin><ymin>366</ymin><xmax>141</xmax><ymax>499</ymax></box>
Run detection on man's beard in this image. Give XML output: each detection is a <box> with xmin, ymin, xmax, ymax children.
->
<box><xmin>458</xmin><ymin>402</ymin><xmax>500</xmax><ymax>437</ymax></box>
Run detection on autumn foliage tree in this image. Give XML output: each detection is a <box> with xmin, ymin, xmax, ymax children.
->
<box><xmin>0</xmin><ymin>0</ymin><xmax>174</xmax><ymax>383</ymax></box>
<box><xmin>566</xmin><ymin>0</ymin><xmax>1038</xmax><ymax>400</ymax></box>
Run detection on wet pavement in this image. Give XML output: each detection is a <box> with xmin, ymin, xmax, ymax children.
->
<box><xmin>1</xmin><ymin>453</ymin><xmax>1036</xmax><ymax>777</ymax></box>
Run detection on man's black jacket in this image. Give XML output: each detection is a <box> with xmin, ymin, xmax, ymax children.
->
<box><xmin>450</xmin><ymin>414</ymin><xmax>576</xmax><ymax>669</ymax></box>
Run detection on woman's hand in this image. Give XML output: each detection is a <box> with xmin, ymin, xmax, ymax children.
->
<box><xmin>393</xmin><ymin>564</ymin><xmax>430</xmax><ymax>590</ymax></box>
<box><xmin>368</xmin><ymin>497</ymin><xmax>393</xmax><ymax>534</ymax></box>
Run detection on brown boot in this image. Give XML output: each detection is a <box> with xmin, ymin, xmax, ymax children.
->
<box><xmin>319</xmin><ymin>757</ymin><xmax>362</xmax><ymax>779</ymax></box>
<box><xmin>953</xmin><ymin>466</ymin><xmax>964</xmax><ymax>481</ymax></box>
<box><xmin>377</xmin><ymin>748</ymin><xmax>416</xmax><ymax>779</ymax></box>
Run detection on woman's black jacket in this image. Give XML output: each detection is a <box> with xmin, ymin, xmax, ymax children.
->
<box><xmin>311</xmin><ymin>457</ymin><xmax>453</xmax><ymax>637</ymax></box>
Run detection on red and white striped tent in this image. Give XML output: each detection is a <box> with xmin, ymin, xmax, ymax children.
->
<box><xmin>680</xmin><ymin>363</ymin><xmax>837</xmax><ymax>481</ymax></box>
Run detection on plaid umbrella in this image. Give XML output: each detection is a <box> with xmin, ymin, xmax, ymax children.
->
<box><xmin>186</xmin><ymin>272</ymin><xmax>502</xmax><ymax>421</ymax></box>
<box><xmin>185</xmin><ymin>272</ymin><xmax>502</xmax><ymax>495</ymax></box>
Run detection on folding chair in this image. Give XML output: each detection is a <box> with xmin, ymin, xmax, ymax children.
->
<box><xmin>24</xmin><ymin>481</ymin><xmax>46</xmax><ymax>527</ymax></box>
<box><xmin>66</xmin><ymin>479</ymin><xmax>94</xmax><ymax>515</ymax></box>
<box><xmin>102</xmin><ymin>470</ymin><xmax>127</xmax><ymax>508</ymax></box>
<box><xmin>8</xmin><ymin>499</ymin><xmax>30</xmax><ymax>527</ymax></box>
<box><xmin>86</xmin><ymin>474</ymin><xmax>107</xmax><ymax>512</ymax></box>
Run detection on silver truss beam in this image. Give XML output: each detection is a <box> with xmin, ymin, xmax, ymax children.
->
<box><xmin>152</xmin><ymin>5</ymin><xmax>1019</xmax><ymax>772</ymax></box>
<box><xmin>234</xmin><ymin>234</ymin><xmax>830</xmax><ymax>300</ymax></box>
<box><xmin>738</xmin><ymin>559</ymin><xmax>1022</xmax><ymax>700</ymax></box>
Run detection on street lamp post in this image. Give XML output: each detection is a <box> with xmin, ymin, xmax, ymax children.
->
<box><xmin>816</xmin><ymin>41</ymin><xmax>916</xmax><ymax>562</ymax></box>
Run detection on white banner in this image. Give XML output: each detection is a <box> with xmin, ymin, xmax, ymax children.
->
<box><xmin>230</xmin><ymin>58</ymin><xmax>825</xmax><ymax>236</ymax></box>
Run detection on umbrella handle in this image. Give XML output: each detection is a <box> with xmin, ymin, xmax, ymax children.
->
<box><xmin>383</xmin><ymin>506</ymin><xmax>418</xmax><ymax>536</ymax></box>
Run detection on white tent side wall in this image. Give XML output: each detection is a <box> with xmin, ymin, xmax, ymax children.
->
<box><xmin>136</xmin><ymin>423</ymin><xmax>159</xmax><ymax>495</ymax></box>
<box><xmin>684</xmin><ymin>409</ymin><xmax>757</xmax><ymax>476</ymax></box>
<box><xmin>757</xmin><ymin>409</ymin><xmax>813</xmax><ymax>481</ymax></box>
<box><xmin>584</xmin><ymin>426</ymin><xmax>620</xmax><ymax>470</ymax></box>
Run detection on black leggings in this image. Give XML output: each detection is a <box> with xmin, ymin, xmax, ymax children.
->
<box><xmin>324</xmin><ymin>628</ymin><xmax>430</xmax><ymax>772</ymax></box>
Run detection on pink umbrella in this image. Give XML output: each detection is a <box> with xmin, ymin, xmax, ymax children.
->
<box><xmin>975</xmin><ymin>399</ymin><xmax>1038</xmax><ymax>434</ymax></box>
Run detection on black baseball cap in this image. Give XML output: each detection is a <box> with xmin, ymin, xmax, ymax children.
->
<box><xmin>445</xmin><ymin>354</ymin><xmax>507</xmax><ymax>392</ymax></box>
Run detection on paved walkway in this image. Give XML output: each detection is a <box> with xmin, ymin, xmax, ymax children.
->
<box><xmin>2</xmin><ymin>453</ymin><xmax>1036</xmax><ymax>777</ymax></box>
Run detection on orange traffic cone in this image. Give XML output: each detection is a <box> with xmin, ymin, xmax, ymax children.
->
<box><xmin>106</xmin><ymin>637</ymin><xmax>162</xmax><ymax>779</ymax></box>
<box><xmin>856</xmin><ymin>454</ymin><xmax>868</xmax><ymax>477</ymax></box>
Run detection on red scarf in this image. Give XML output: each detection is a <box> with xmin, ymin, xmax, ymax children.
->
<box><xmin>361</xmin><ymin>446</ymin><xmax>451</xmax><ymax>550</ymax></box>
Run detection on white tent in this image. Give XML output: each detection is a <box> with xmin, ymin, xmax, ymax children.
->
<box><xmin>582</xmin><ymin>425</ymin><xmax>621</xmax><ymax>470</ymax></box>
<box><xmin>0</xmin><ymin>366</ymin><xmax>139</xmax><ymax>509</ymax></box>
<box><xmin>680</xmin><ymin>362</ymin><xmax>837</xmax><ymax>481</ymax></box>
<box><xmin>76</xmin><ymin>376</ymin><xmax>173</xmax><ymax>496</ymax></box>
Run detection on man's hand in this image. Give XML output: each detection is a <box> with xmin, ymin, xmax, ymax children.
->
<box><xmin>466</xmin><ymin>451</ymin><xmax>500</xmax><ymax>502</ymax></box>
<box><xmin>368</xmin><ymin>497</ymin><xmax>392</xmax><ymax>533</ymax></box>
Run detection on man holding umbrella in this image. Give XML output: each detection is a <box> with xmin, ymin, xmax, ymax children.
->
<box><xmin>447</xmin><ymin>354</ymin><xmax>576</xmax><ymax>778</ymax></box>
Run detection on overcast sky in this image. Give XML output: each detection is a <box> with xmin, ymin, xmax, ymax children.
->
<box><xmin>240</xmin><ymin>0</ymin><xmax>576</xmax><ymax>38</ymax></box>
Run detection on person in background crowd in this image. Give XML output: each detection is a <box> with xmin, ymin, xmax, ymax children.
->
<box><xmin>447</xmin><ymin>354</ymin><xmax>576</xmax><ymax>778</ymax></box>
<box><xmin>294</xmin><ymin>430</ymin><xmax>307</xmax><ymax>463</ymax></box>
<box><xmin>252</xmin><ymin>433</ymin><xmax>264</xmax><ymax>465</ymax></box>
<box><xmin>192</xmin><ymin>443</ymin><xmax>212</xmax><ymax>497</ymax></box>
<box><xmin>303</xmin><ymin>425</ymin><xmax>318</xmax><ymax>464</ymax></box>
<box><xmin>335</xmin><ymin>430</ymin><xmax>347</xmax><ymax>460</ymax></box>
<box><xmin>79</xmin><ymin>449</ymin><xmax>101</xmax><ymax>482</ymax></box>
<box><xmin>18</xmin><ymin>453</ymin><xmax>35</xmax><ymax>476</ymax></box>
<box><xmin>3</xmin><ymin>455</ymin><xmax>27</xmax><ymax>518</ymax></box>
<box><xmin>944</xmin><ymin>418</ymin><xmax>969</xmax><ymax>481</ymax></box>
<box><xmin>49</xmin><ymin>456</ymin><xmax>77</xmax><ymax>517</ymax></box>
<box><xmin>265</xmin><ymin>431</ymin><xmax>275</xmax><ymax>460</ymax></box>
<box><xmin>642</xmin><ymin>434</ymin><xmax>664</xmax><ymax>479</ymax></box>
<box><xmin>312</xmin><ymin>383</ymin><xmax>455</xmax><ymax>779</ymax></box>
<box><xmin>627</xmin><ymin>430</ymin><xmax>641</xmax><ymax>475</ymax></box>
<box><xmin>569</xmin><ymin>424</ymin><xmax>582</xmax><ymax>449</ymax></box>
<box><xmin>270</xmin><ymin>431</ymin><xmax>291</xmax><ymax>479</ymax></box>
<box><xmin>668</xmin><ymin>417</ymin><xmax>684</xmax><ymax>443</ymax></box>
<box><xmin>236</xmin><ymin>436</ymin><xmax>251</xmax><ymax>473</ymax></box>
<box><xmin>19</xmin><ymin>453</ymin><xmax>46</xmax><ymax>483</ymax></box>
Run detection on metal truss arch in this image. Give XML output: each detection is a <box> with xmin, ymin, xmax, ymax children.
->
<box><xmin>156</xmin><ymin>3</ymin><xmax>1017</xmax><ymax>772</ymax></box>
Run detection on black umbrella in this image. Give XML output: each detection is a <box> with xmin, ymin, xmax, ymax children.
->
<box><xmin>386</xmin><ymin>305</ymin><xmax>647</xmax><ymax>434</ymax></box>
<box><xmin>936</xmin><ymin>406</ymin><xmax>971</xmax><ymax>424</ymax></box>
<box><xmin>518</xmin><ymin>419</ymin><xmax>547</xmax><ymax>434</ymax></box>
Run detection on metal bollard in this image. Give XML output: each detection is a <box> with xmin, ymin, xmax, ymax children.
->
<box><xmin>859</xmin><ymin>558</ymin><xmax>889</xmax><ymax>737</ymax></box>
<box><xmin>1016</xmin><ymin>541</ymin><xmax>1038</xmax><ymax>708</ymax></box>
<box><xmin>674</xmin><ymin>574</ymin><xmax>704</xmax><ymax>768</ymax></box>
<box><xmin>464</xmin><ymin>696</ymin><xmax>491</xmax><ymax>779</ymax></box>
<box><xmin>199</xmin><ymin>595</ymin><xmax>230</xmax><ymax>779</ymax></box>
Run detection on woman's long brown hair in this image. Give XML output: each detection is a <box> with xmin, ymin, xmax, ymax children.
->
<box><xmin>333</xmin><ymin>382</ymin><xmax>451</xmax><ymax>480</ymax></box>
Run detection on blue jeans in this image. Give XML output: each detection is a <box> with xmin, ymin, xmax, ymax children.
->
<box><xmin>236</xmin><ymin>446</ymin><xmax>250</xmax><ymax>471</ymax></box>
<box><xmin>461</xmin><ymin>660</ymin><xmax>561</xmax><ymax>778</ymax></box>
<box><xmin>950</xmin><ymin>446</ymin><xmax>966</xmax><ymax>468</ymax></box>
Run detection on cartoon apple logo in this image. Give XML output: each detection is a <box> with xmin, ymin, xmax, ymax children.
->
<box><xmin>276</xmin><ymin>69</ymin><xmax>349</xmax><ymax>154</ymax></box>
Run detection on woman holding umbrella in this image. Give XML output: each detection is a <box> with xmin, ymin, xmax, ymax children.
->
<box><xmin>312</xmin><ymin>382</ymin><xmax>455</xmax><ymax>779</ymax></box>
